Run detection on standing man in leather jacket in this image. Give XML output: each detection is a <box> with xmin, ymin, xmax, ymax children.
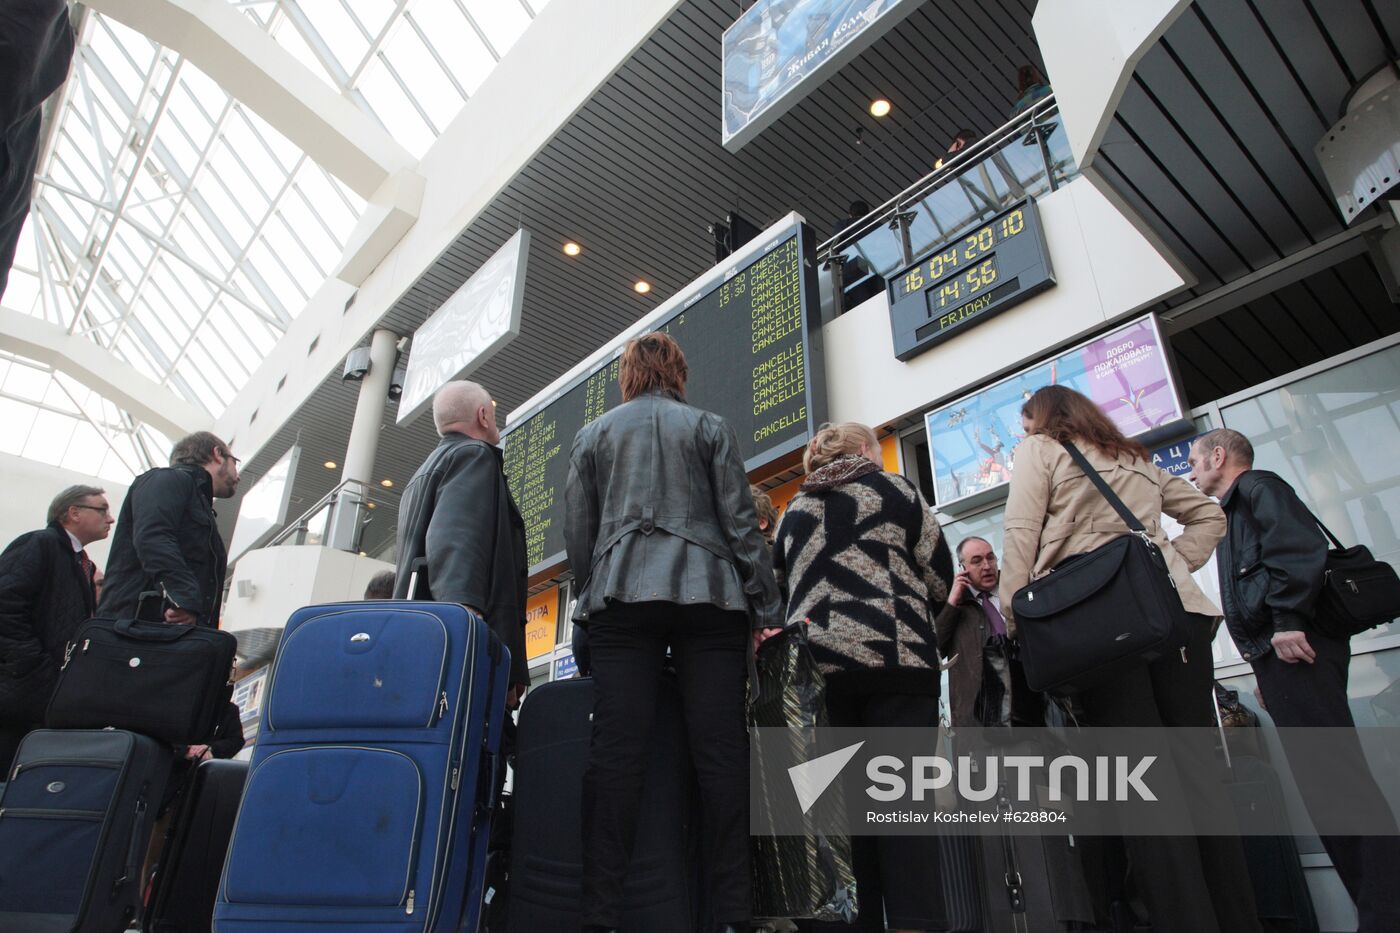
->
<box><xmin>566</xmin><ymin>332</ymin><xmax>781</xmax><ymax>933</ymax></box>
<box><xmin>1189</xmin><ymin>428</ymin><xmax>1400</xmax><ymax>932</ymax></box>
<box><xmin>394</xmin><ymin>380</ymin><xmax>529</xmax><ymax>707</ymax></box>
<box><xmin>99</xmin><ymin>432</ymin><xmax>238</xmax><ymax>628</ymax></box>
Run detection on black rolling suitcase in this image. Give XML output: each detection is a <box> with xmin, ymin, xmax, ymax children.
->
<box><xmin>980</xmin><ymin>831</ymin><xmax>1097</xmax><ymax>932</ymax></box>
<box><xmin>0</xmin><ymin>728</ymin><xmax>171</xmax><ymax>933</ymax></box>
<box><xmin>1229</xmin><ymin>755</ymin><xmax>1319</xmax><ymax>933</ymax></box>
<box><xmin>508</xmin><ymin>675</ymin><xmax>698</xmax><ymax>932</ymax></box>
<box><xmin>145</xmin><ymin>758</ymin><xmax>249</xmax><ymax>933</ymax></box>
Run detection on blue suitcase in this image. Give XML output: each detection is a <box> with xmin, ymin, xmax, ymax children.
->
<box><xmin>214</xmin><ymin>601</ymin><xmax>510</xmax><ymax>933</ymax></box>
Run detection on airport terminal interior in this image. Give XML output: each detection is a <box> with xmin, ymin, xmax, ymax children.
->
<box><xmin>2</xmin><ymin>1</ymin><xmax>1399</xmax><ymax>931</ymax></box>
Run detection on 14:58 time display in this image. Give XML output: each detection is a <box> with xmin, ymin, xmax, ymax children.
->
<box><xmin>930</xmin><ymin>257</ymin><xmax>998</xmax><ymax>310</ymax></box>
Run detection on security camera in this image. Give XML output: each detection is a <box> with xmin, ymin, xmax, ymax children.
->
<box><xmin>388</xmin><ymin>363</ymin><xmax>407</xmax><ymax>400</ymax></box>
<box><xmin>342</xmin><ymin>346</ymin><xmax>371</xmax><ymax>383</ymax></box>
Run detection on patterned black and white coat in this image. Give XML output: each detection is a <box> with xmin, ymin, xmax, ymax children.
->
<box><xmin>772</xmin><ymin>455</ymin><xmax>953</xmax><ymax>695</ymax></box>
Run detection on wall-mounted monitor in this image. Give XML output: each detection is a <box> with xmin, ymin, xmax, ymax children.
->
<box><xmin>229</xmin><ymin>445</ymin><xmax>301</xmax><ymax>562</ymax></box>
<box><xmin>503</xmin><ymin>218</ymin><xmax>825</xmax><ymax>575</ymax></box>
<box><xmin>722</xmin><ymin>0</ymin><xmax>922</xmax><ymax>151</ymax></box>
<box><xmin>397</xmin><ymin>229</ymin><xmax>530</xmax><ymax>425</ymax></box>
<box><xmin>925</xmin><ymin>314</ymin><xmax>1190</xmax><ymax>514</ymax></box>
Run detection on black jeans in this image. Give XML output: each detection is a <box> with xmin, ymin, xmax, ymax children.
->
<box><xmin>581</xmin><ymin>601</ymin><xmax>750</xmax><ymax>929</ymax></box>
<box><xmin>808</xmin><ymin>690</ymin><xmax>947</xmax><ymax>933</ymax></box>
<box><xmin>1080</xmin><ymin>616</ymin><xmax>1262</xmax><ymax>933</ymax></box>
<box><xmin>1251</xmin><ymin>629</ymin><xmax>1400</xmax><ymax>933</ymax></box>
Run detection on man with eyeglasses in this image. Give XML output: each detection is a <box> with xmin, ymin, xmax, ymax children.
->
<box><xmin>0</xmin><ymin>485</ymin><xmax>114</xmax><ymax>772</ymax></box>
<box><xmin>100</xmin><ymin>431</ymin><xmax>239</xmax><ymax>629</ymax></box>
<box><xmin>934</xmin><ymin>536</ymin><xmax>1040</xmax><ymax>727</ymax></box>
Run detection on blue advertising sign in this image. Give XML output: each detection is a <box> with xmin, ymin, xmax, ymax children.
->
<box><xmin>1151</xmin><ymin>434</ymin><xmax>1201</xmax><ymax>479</ymax></box>
<box><xmin>722</xmin><ymin>0</ymin><xmax>922</xmax><ymax>151</ymax></box>
<box><xmin>554</xmin><ymin>651</ymin><xmax>577</xmax><ymax>680</ymax></box>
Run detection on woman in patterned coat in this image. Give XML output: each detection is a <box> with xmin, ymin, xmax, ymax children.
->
<box><xmin>772</xmin><ymin>421</ymin><xmax>953</xmax><ymax>933</ymax></box>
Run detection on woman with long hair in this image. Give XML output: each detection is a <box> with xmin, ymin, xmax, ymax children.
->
<box><xmin>564</xmin><ymin>331</ymin><xmax>781</xmax><ymax>933</ymax></box>
<box><xmin>999</xmin><ymin>385</ymin><xmax>1261</xmax><ymax>933</ymax></box>
<box><xmin>773</xmin><ymin>421</ymin><xmax>952</xmax><ymax>933</ymax></box>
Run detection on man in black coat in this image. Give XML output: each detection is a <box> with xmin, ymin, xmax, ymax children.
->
<box><xmin>1190</xmin><ymin>428</ymin><xmax>1400</xmax><ymax>932</ymax></box>
<box><xmin>99</xmin><ymin>431</ymin><xmax>239</xmax><ymax>628</ymax></box>
<box><xmin>0</xmin><ymin>484</ymin><xmax>114</xmax><ymax>772</ymax></box>
<box><xmin>394</xmin><ymin>380</ymin><xmax>529</xmax><ymax>707</ymax></box>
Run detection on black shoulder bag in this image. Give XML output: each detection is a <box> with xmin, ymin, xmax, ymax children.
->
<box><xmin>1311</xmin><ymin>518</ymin><xmax>1400</xmax><ymax>639</ymax></box>
<box><xmin>1012</xmin><ymin>441</ymin><xmax>1192</xmax><ymax>695</ymax></box>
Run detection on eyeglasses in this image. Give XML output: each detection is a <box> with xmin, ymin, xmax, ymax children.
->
<box><xmin>73</xmin><ymin>504</ymin><xmax>110</xmax><ymax>515</ymax></box>
<box><xmin>962</xmin><ymin>554</ymin><xmax>998</xmax><ymax>568</ymax></box>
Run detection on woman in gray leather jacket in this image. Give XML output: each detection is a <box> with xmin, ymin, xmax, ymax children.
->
<box><xmin>565</xmin><ymin>331</ymin><xmax>781</xmax><ymax>933</ymax></box>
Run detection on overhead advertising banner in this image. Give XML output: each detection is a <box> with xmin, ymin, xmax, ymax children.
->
<box><xmin>397</xmin><ymin>229</ymin><xmax>530</xmax><ymax>425</ymax></box>
<box><xmin>722</xmin><ymin>0</ymin><xmax>922</xmax><ymax>151</ymax></box>
<box><xmin>925</xmin><ymin>315</ymin><xmax>1189</xmax><ymax>513</ymax></box>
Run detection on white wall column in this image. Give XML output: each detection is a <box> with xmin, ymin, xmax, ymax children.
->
<box><xmin>328</xmin><ymin>328</ymin><xmax>397</xmax><ymax>551</ymax></box>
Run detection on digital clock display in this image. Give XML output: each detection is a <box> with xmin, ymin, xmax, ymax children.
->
<box><xmin>887</xmin><ymin>198</ymin><xmax>1055</xmax><ymax>360</ymax></box>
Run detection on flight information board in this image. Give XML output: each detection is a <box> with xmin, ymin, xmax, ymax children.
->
<box><xmin>503</xmin><ymin>223</ymin><xmax>824</xmax><ymax>574</ymax></box>
<box><xmin>887</xmin><ymin>198</ymin><xmax>1055</xmax><ymax>360</ymax></box>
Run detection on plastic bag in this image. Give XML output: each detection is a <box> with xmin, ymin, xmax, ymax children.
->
<box><xmin>749</xmin><ymin>621</ymin><xmax>857</xmax><ymax>923</ymax></box>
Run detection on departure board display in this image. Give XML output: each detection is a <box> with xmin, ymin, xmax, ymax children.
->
<box><xmin>503</xmin><ymin>222</ymin><xmax>824</xmax><ymax>574</ymax></box>
<box><xmin>887</xmin><ymin>198</ymin><xmax>1055</xmax><ymax>360</ymax></box>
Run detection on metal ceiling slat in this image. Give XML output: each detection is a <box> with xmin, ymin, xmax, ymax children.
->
<box><xmin>1133</xmin><ymin>46</ymin><xmax>1293</xmax><ymax>260</ymax></box>
<box><xmin>1121</xmin><ymin>70</ymin><xmax>1278</xmax><ymax>272</ymax></box>
<box><xmin>1161</xmin><ymin>10</ymin><xmax>1338</xmax><ymax>240</ymax></box>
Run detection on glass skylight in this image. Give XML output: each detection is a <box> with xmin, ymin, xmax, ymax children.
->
<box><xmin>7</xmin><ymin>0</ymin><xmax>545</xmax><ymax>481</ymax></box>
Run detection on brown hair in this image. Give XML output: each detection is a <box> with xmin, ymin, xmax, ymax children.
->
<box><xmin>1021</xmin><ymin>385</ymin><xmax>1149</xmax><ymax>462</ymax></box>
<box><xmin>170</xmin><ymin>431</ymin><xmax>231</xmax><ymax>467</ymax></box>
<box><xmin>803</xmin><ymin>421</ymin><xmax>880</xmax><ymax>473</ymax></box>
<box><xmin>619</xmin><ymin>332</ymin><xmax>688</xmax><ymax>402</ymax></box>
<box><xmin>1194</xmin><ymin>428</ymin><xmax>1254</xmax><ymax>468</ymax></box>
<box><xmin>749</xmin><ymin>484</ymin><xmax>778</xmax><ymax>541</ymax></box>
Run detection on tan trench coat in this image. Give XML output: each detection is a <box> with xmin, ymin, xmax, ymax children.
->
<box><xmin>998</xmin><ymin>433</ymin><xmax>1225</xmax><ymax>628</ymax></box>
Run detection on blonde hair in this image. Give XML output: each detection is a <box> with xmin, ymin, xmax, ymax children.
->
<box><xmin>803</xmin><ymin>421</ymin><xmax>880</xmax><ymax>473</ymax></box>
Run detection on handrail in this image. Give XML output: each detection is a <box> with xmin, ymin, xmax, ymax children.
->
<box><xmin>266</xmin><ymin>478</ymin><xmax>362</xmax><ymax>547</ymax></box>
<box><xmin>818</xmin><ymin>94</ymin><xmax>1062</xmax><ymax>263</ymax></box>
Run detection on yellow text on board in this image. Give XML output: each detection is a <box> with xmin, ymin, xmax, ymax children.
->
<box><xmin>525</xmin><ymin>587</ymin><xmax>560</xmax><ymax>661</ymax></box>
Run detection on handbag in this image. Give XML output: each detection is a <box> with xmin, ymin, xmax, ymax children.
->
<box><xmin>748</xmin><ymin>621</ymin><xmax>857</xmax><ymax>924</ymax></box>
<box><xmin>47</xmin><ymin>599</ymin><xmax>238</xmax><ymax>745</ymax></box>
<box><xmin>1311</xmin><ymin>519</ymin><xmax>1400</xmax><ymax>639</ymax></box>
<box><xmin>1012</xmin><ymin>441</ymin><xmax>1191</xmax><ymax>695</ymax></box>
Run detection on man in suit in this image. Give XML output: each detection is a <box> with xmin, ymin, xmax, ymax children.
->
<box><xmin>393</xmin><ymin>380</ymin><xmax>529</xmax><ymax>709</ymax></box>
<box><xmin>936</xmin><ymin>536</ymin><xmax>1039</xmax><ymax>727</ymax></box>
<box><xmin>100</xmin><ymin>431</ymin><xmax>238</xmax><ymax>628</ymax></box>
<box><xmin>0</xmin><ymin>485</ymin><xmax>113</xmax><ymax>772</ymax></box>
<box><xmin>1190</xmin><ymin>428</ymin><xmax>1400</xmax><ymax>931</ymax></box>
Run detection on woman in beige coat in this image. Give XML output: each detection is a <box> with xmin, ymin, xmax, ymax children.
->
<box><xmin>999</xmin><ymin>385</ymin><xmax>1261</xmax><ymax>933</ymax></box>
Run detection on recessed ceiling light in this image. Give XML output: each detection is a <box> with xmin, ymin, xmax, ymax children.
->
<box><xmin>869</xmin><ymin>98</ymin><xmax>892</xmax><ymax>118</ymax></box>
<box><xmin>380</xmin><ymin>478</ymin><xmax>394</xmax><ymax>488</ymax></box>
<box><xmin>323</xmin><ymin>460</ymin><xmax>337</xmax><ymax>469</ymax></box>
<box><xmin>634</xmin><ymin>280</ymin><xmax>652</xmax><ymax>294</ymax></box>
<box><xmin>563</xmin><ymin>241</ymin><xmax>581</xmax><ymax>256</ymax></box>
<box><xmin>366</xmin><ymin>502</ymin><xmax>377</xmax><ymax>510</ymax></box>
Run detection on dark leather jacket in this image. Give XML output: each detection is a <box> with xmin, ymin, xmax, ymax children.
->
<box><xmin>394</xmin><ymin>434</ymin><xmax>530</xmax><ymax>685</ymax></box>
<box><xmin>1217</xmin><ymin>470</ymin><xmax>1328</xmax><ymax>660</ymax></box>
<box><xmin>565</xmin><ymin>390</ymin><xmax>781</xmax><ymax>628</ymax></box>
<box><xmin>99</xmin><ymin>464</ymin><xmax>227</xmax><ymax>627</ymax></box>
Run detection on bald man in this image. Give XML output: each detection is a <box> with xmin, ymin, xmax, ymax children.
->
<box><xmin>395</xmin><ymin>381</ymin><xmax>530</xmax><ymax>706</ymax></box>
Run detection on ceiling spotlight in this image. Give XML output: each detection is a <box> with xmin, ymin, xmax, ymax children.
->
<box><xmin>366</xmin><ymin>502</ymin><xmax>377</xmax><ymax>510</ymax></box>
<box><xmin>563</xmin><ymin>241</ymin><xmax>581</xmax><ymax>256</ymax></box>
<box><xmin>380</xmin><ymin>478</ymin><xmax>394</xmax><ymax>488</ymax></box>
<box><xmin>634</xmin><ymin>280</ymin><xmax>652</xmax><ymax>294</ymax></box>
<box><xmin>869</xmin><ymin>98</ymin><xmax>892</xmax><ymax>118</ymax></box>
<box><xmin>323</xmin><ymin>460</ymin><xmax>337</xmax><ymax>469</ymax></box>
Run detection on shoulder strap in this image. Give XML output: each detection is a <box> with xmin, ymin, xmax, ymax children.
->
<box><xmin>1058</xmin><ymin>440</ymin><xmax>1147</xmax><ymax>534</ymax></box>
